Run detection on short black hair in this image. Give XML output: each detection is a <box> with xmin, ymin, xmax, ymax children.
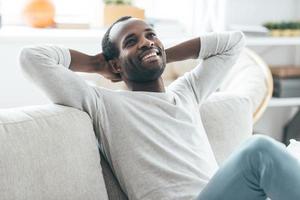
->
<box><xmin>102</xmin><ymin>16</ymin><xmax>133</xmax><ymax>61</ymax></box>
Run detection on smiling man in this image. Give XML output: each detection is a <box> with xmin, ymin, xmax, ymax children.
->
<box><xmin>103</xmin><ymin>17</ymin><xmax>167</xmax><ymax>85</ymax></box>
<box><xmin>20</xmin><ymin>17</ymin><xmax>300</xmax><ymax>200</ymax></box>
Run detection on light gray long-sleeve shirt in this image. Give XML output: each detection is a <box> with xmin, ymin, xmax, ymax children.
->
<box><xmin>20</xmin><ymin>31</ymin><xmax>245</xmax><ymax>200</ymax></box>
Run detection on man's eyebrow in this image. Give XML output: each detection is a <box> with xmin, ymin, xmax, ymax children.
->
<box><xmin>145</xmin><ymin>28</ymin><xmax>155</xmax><ymax>32</ymax></box>
<box><xmin>123</xmin><ymin>28</ymin><xmax>156</xmax><ymax>42</ymax></box>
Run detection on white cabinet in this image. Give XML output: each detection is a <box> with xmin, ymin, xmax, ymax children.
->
<box><xmin>0</xmin><ymin>27</ymin><xmax>105</xmax><ymax>109</ymax></box>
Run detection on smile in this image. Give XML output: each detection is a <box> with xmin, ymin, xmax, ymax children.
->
<box><xmin>140</xmin><ymin>48</ymin><xmax>162</xmax><ymax>63</ymax></box>
<box><xmin>142</xmin><ymin>52</ymin><xmax>159</xmax><ymax>62</ymax></box>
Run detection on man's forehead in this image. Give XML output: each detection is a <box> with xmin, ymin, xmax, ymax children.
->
<box><xmin>109</xmin><ymin>18</ymin><xmax>152</xmax><ymax>42</ymax></box>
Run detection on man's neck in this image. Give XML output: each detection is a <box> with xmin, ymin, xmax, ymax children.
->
<box><xmin>126</xmin><ymin>77</ymin><xmax>165</xmax><ymax>93</ymax></box>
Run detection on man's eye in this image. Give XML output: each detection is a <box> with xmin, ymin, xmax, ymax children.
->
<box><xmin>125</xmin><ymin>39</ymin><xmax>136</xmax><ymax>47</ymax></box>
<box><xmin>148</xmin><ymin>33</ymin><xmax>157</xmax><ymax>38</ymax></box>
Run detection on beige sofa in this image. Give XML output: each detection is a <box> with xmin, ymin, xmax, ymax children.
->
<box><xmin>0</xmin><ymin>49</ymin><xmax>272</xmax><ymax>199</ymax></box>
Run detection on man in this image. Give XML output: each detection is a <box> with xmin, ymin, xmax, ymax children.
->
<box><xmin>20</xmin><ymin>16</ymin><xmax>300</xmax><ymax>200</ymax></box>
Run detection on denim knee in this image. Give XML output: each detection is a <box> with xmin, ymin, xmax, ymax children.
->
<box><xmin>240</xmin><ymin>135</ymin><xmax>280</xmax><ymax>162</ymax></box>
<box><xmin>247</xmin><ymin>135</ymin><xmax>277</xmax><ymax>151</ymax></box>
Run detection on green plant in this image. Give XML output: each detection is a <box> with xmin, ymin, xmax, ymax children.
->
<box><xmin>103</xmin><ymin>0</ymin><xmax>132</xmax><ymax>5</ymax></box>
<box><xmin>263</xmin><ymin>21</ymin><xmax>300</xmax><ymax>30</ymax></box>
<box><xmin>263</xmin><ymin>22</ymin><xmax>275</xmax><ymax>30</ymax></box>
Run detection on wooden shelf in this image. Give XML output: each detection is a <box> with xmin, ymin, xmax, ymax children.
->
<box><xmin>268</xmin><ymin>97</ymin><xmax>300</xmax><ymax>107</ymax></box>
<box><xmin>246</xmin><ymin>36</ymin><xmax>300</xmax><ymax>46</ymax></box>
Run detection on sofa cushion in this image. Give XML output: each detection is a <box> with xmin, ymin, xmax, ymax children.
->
<box><xmin>0</xmin><ymin>104</ymin><xmax>108</xmax><ymax>200</ymax></box>
<box><xmin>219</xmin><ymin>49</ymin><xmax>268</xmax><ymax>116</ymax></box>
<box><xmin>200</xmin><ymin>93</ymin><xmax>253</xmax><ymax>165</ymax></box>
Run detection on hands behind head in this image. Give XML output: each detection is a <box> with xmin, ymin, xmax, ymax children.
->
<box><xmin>95</xmin><ymin>53</ymin><xmax>122</xmax><ymax>82</ymax></box>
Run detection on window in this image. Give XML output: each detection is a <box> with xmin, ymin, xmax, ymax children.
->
<box><xmin>1</xmin><ymin>0</ymin><xmax>97</xmax><ymax>25</ymax></box>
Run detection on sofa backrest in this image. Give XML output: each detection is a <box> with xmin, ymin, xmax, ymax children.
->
<box><xmin>200</xmin><ymin>93</ymin><xmax>252</xmax><ymax>164</ymax></box>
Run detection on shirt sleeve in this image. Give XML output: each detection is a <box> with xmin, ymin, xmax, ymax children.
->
<box><xmin>169</xmin><ymin>31</ymin><xmax>245</xmax><ymax>105</ymax></box>
<box><xmin>19</xmin><ymin>45</ymin><xmax>102</xmax><ymax>122</ymax></box>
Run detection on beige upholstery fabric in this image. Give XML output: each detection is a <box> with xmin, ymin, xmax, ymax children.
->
<box><xmin>220</xmin><ymin>48</ymin><xmax>272</xmax><ymax>122</ymax></box>
<box><xmin>200</xmin><ymin>93</ymin><xmax>253</xmax><ymax>164</ymax></box>
<box><xmin>220</xmin><ymin>49</ymin><xmax>266</xmax><ymax>111</ymax></box>
<box><xmin>0</xmin><ymin>105</ymin><xmax>108</xmax><ymax>200</ymax></box>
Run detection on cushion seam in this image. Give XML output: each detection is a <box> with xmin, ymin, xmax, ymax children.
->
<box><xmin>0</xmin><ymin>109</ymin><xmax>89</xmax><ymax>126</ymax></box>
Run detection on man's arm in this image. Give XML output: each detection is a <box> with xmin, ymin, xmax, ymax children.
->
<box><xmin>69</xmin><ymin>50</ymin><xmax>122</xmax><ymax>82</ymax></box>
<box><xmin>165</xmin><ymin>38</ymin><xmax>200</xmax><ymax>63</ymax></box>
<box><xmin>167</xmin><ymin>31</ymin><xmax>246</xmax><ymax>104</ymax></box>
<box><xmin>69</xmin><ymin>50</ymin><xmax>99</xmax><ymax>73</ymax></box>
<box><xmin>19</xmin><ymin>45</ymin><xmax>103</xmax><ymax>120</ymax></box>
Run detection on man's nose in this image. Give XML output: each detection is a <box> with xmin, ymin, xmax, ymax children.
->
<box><xmin>139</xmin><ymin>37</ymin><xmax>154</xmax><ymax>49</ymax></box>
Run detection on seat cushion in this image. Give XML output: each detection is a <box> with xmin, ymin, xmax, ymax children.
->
<box><xmin>0</xmin><ymin>104</ymin><xmax>108</xmax><ymax>200</ymax></box>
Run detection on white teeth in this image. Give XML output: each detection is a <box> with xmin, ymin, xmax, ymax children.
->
<box><xmin>142</xmin><ymin>52</ymin><xmax>157</xmax><ymax>61</ymax></box>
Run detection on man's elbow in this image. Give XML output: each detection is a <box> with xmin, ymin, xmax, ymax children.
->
<box><xmin>19</xmin><ymin>47</ymin><xmax>38</xmax><ymax>72</ymax></box>
<box><xmin>233</xmin><ymin>31</ymin><xmax>246</xmax><ymax>50</ymax></box>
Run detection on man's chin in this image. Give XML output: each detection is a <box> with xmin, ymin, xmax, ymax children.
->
<box><xmin>129</xmin><ymin>67</ymin><xmax>165</xmax><ymax>83</ymax></box>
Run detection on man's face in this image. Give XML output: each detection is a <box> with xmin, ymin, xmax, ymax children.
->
<box><xmin>110</xmin><ymin>18</ymin><xmax>166</xmax><ymax>82</ymax></box>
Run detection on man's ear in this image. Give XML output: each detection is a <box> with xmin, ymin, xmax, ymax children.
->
<box><xmin>108</xmin><ymin>59</ymin><xmax>122</xmax><ymax>74</ymax></box>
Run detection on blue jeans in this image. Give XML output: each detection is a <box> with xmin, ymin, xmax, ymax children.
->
<box><xmin>196</xmin><ymin>135</ymin><xmax>300</xmax><ymax>200</ymax></box>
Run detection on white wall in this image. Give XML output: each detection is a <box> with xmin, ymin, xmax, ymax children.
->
<box><xmin>134</xmin><ymin>0</ymin><xmax>196</xmax><ymax>34</ymax></box>
<box><xmin>225</xmin><ymin>0</ymin><xmax>299</xmax><ymax>27</ymax></box>
<box><xmin>225</xmin><ymin>0</ymin><xmax>300</xmax><ymax>66</ymax></box>
<box><xmin>0</xmin><ymin>43</ymin><xmax>50</xmax><ymax>108</ymax></box>
<box><xmin>0</xmin><ymin>37</ymin><xmax>102</xmax><ymax>108</ymax></box>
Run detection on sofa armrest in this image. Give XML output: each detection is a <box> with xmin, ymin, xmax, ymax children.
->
<box><xmin>0</xmin><ymin>104</ymin><xmax>108</xmax><ymax>200</ymax></box>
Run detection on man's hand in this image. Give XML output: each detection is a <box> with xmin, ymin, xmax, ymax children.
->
<box><xmin>70</xmin><ymin>50</ymin><xmax>122</xmax><ymax>82</ymax></box>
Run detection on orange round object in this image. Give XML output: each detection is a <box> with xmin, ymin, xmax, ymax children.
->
<box><xmin>23</xmin><ymin>0</ymin><xmax>55</xmax><ymax>28</ymax></box>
